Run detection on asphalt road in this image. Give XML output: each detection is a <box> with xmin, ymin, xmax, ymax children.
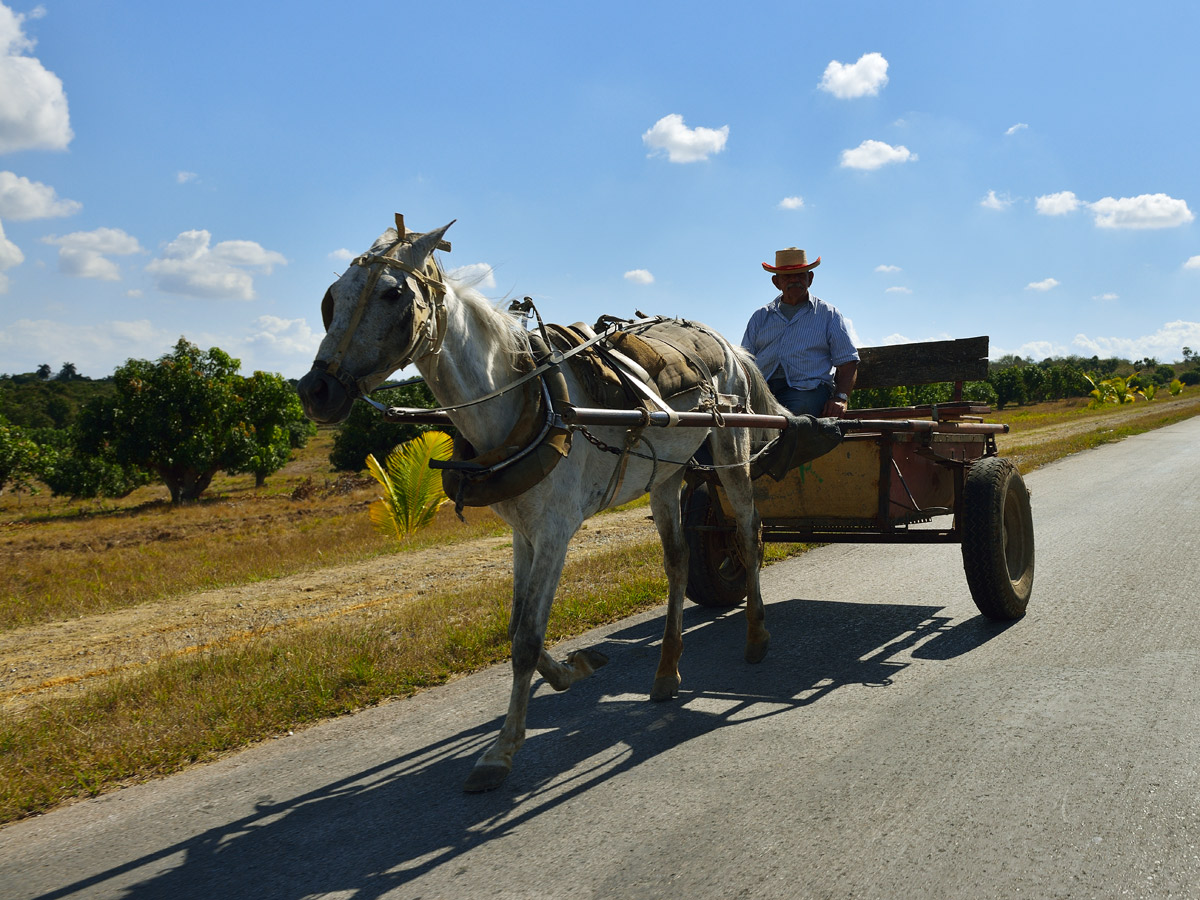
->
<box><xmin>3</xmin><ymin>417</ymin><xmax>1200</xmax><ymax>900</ymax></box>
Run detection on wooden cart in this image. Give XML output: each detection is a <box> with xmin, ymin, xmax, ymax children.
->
<box><xmin>682</xmin><ymin>336</ymin><xmax>1035</xmax><ymax>621</ymax></box>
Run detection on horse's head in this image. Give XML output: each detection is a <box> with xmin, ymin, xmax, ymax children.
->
<box><xmin>297</xmin><ymin>217</ymin><xmax>454</xmax><ymax>423</ymax></box>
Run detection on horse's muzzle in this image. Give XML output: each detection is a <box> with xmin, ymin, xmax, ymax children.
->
<box><xmin>297</xmin><ymin>367</ymin><xmax>357</xmax><ymax>424</ymax></box>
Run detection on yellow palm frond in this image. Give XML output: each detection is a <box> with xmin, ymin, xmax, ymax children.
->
<box><xmin>366</xmin><ymin>431</ymin><xmax>454</xmax><ymax>541</ymax></box>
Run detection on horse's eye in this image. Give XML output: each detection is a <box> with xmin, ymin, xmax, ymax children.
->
<box><xmin>381</xmin><ymin>283</ymin><xmax>411</xmax><ymax>303</ymax></box>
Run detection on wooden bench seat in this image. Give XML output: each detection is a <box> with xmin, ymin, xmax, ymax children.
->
<box><xmin>852</xmin><ymin>335</ymin><xmax>990</xmax><ymax>420</ymax></box>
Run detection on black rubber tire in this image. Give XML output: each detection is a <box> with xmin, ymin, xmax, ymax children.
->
<box><xmin>683</xmin><ymin>482</ymin><xmax>748</xmax><ymax>608</ymax></box>
<box><xmin>961</xmin><ymin>456</ymin><xmax>1035</xmax><ymax>620</ymax></box>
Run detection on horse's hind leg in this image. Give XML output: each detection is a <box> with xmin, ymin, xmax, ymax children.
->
<box><xmin>648</xmin><ymin>469</ymin><xmax>689</xmax><ymax>700</ymax></box>
<box><xmin>712</xmin><ymin>438</ymin><xmax>770</xmax><ymax>663</ymax></box>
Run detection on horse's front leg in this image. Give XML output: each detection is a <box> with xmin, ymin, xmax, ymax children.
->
<box><xmin>464</xmin><ymin>533</ymin><xmax>571</xmax><ymax>793</ymax></box>
<box><xmin>648</xmin><ymin>469</ymin><xmax>689</xmax><ymax>701</ymax></box>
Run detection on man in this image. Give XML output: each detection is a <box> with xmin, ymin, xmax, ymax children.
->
<box><xmin>741</xmin><ymin>247</ymin><xmax>858</xmax><ymax>418</ymax></box>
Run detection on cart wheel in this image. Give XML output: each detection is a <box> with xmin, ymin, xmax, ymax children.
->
<box><xmin>683</xmin><ymin>482</ymin><xmax>749</xmax><ymax>608</ymax></box>
<box><xmin>961</xmin><ymin>457</ymin><xmax>1034</xmax><ymax>620</ymax></box>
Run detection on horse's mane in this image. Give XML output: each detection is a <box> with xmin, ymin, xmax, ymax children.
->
<box><xmin>443</xmin><ymin>269</ymin><xmax>531</xmax><ymax>364</ymax></box>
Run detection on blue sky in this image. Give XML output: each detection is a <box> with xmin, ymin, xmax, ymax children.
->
<box><xmin>1</xmin><ymin>0</ymin><xmax>1198</xmax><ymax>381</ymax></box>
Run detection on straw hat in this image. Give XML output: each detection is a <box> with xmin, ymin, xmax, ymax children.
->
<box><xmin>762</xmin><ymin>247</ymin><xmax>821</xmax><ymax>274</ymax></box>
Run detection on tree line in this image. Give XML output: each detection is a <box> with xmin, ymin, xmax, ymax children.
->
<box><xmin>4</xmin><ymin>342</ymin><xmax>1196</xmax><ymax>502</ymax></box>
<box><xmin>852</xmin><ymin>352</ymin><xmax>1198</xmax><ymax>411</ymax></box>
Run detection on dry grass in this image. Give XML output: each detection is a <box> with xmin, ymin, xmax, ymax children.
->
<box><xmin>0</xmin><ymin>538</ymin><xmax>690</xmax><ymax>822</ymax></box>
<box><xmin>0</xmin><ymin>429</ymin><xmax>508</xmax><ymax>630</ymax></box>
<box><xmin>991</xmin><ymin>387</ymin><xmax>1200</xmax><ymax>472</ymax></box>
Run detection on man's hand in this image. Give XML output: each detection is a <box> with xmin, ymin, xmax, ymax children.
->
<box><xmin>822</xmin><ymin>397</ymin><xmax>848</xmax><ymax>418</ymax></box>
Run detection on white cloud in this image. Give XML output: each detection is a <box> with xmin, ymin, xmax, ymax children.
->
<box><xmin>0</xmin><ymin>171</ymin><xmax>79</xmax><ymax>219</ymax></box>
<box><xmin>885</xmin><ymin>286</ymin><xmax>912</xmax><ymax>294</ymax></box>
<box><xmin>840</xmin><ymin>140</ymin><xmax>916</xmax><ymax>170</ymax></box>
<box><xmin>1092</xmin><ymin>292</ymin><xmax>1119</xmax><ymax>301</ymax></box>
<box><xmin>1035</xmin><ymin>191</ymin><xmax>1193</xmax><ymax>229</ymax></box>
<box><xmin>1186</xmin><ymin>256</ymin><xmax>1200</xmax><ymax>270</ymax></box>
<box><xmin>1005</xmin><ymin>123</ymin><xmax>1028</xmax><ymax>136</ymax></box>
<box><xmin>42</xmin><ymin>227</ymin><xmax>143</xmax><ymax>281</ymax></box>
<box><xmin>145</xmin><ymin>230</ymin><xmax>286</xmax><ymax>300</ymax></box>
<box><xmin>176</xmin><ymin>171</ymin><xmax>198</xmax><ymax>184</ymax></box>
<box><xmin>624</xmin><ymin>269</ymin><xmax>654</xmax><ymax>285</ymax></box>
<box><xmin>642</xmin><ymin>114</ymin><xmax>728</xmax><ymax>163</ymax></box>
<box><xmin>1022</xmin><ymin>341</ymin><xmax>1062</xmax><ymax>359</ymax></box>
<box><xmin>244</xmin><ymin>315</ymin><xmax>321</xmax><ymax>358</ymax></box>
<box><xmin>1026</xmin><ymin>277</ymin><xmax>1059</xmax><ymax>291</ymax></box>
<box><xmin>329</xmin><ymin>248</ymin><xmax>354</xmax><ymax>262</ymax></box>
<box><xmin>1088</xmin><ymin>193</ymin><xmax>1193</xmax><ymax>230</ymax></box>
<box><xmin>981</xmin><ymin>190</ymin><xmax>1014</xmax><ymax>211</ymax></box>
<box><xmin>0</xmin><ymin>217</ymin><xmax>22</xmax><ymax>291</ymax></box>
<box><xmin>874</xmin><ymin>264</ymin><xmax>901</xmax><ymax>273</ymax></box>
<box><xmin>819</xmin><ymin>52</ymin><xmax>889</xmax><ymax>99</ymax></box>
<box><xmin>778</xmin><ymin>196</ymin><xmax>804</xmax><ymax>210</ymax></box>
<box><xmin>842</xmin><ymin>316</ymin><xmax>862</xmax><ymax>348</ymax></box>
<box><xmin>0</xmin><ymin>4</ymin><xmax>72</xmax><ymax>152</ymax></box>
<box><xmin>1035</xmin><ymin>191</ymin><xmax>1081</xmax><ymax>215</ymax></box>
<box><xmin>1073</xmin><ymin>321</ymin><xmax>1200</xmax><ymax>361</ymax></box>
<box><xmin>0</xmin><ymin>218</ymin><xmax>22</xmax><ymax>267</ymax></box>
<box><xmin>0</xmin><ymin>317</ymin><xmax>172</xmax><ymax>375</ymax></box>
<box><xmin>448</xmin><ymin>262</ymin><xmax>496</xmax><ymax>289</ymax></box>
<box><xmin>877</xmin><ymin>331</ymin><xmax>954</xmax><ymax>346</ymax></box>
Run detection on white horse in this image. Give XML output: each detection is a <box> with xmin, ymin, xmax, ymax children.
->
<box><xmin>297</xmin><ymin>218</ymin><xmax>786</xmax><ymax>792</ymax></box>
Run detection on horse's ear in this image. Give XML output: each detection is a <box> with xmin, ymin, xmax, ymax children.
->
<box><xmin>409</xmin><ymin>220</ymin><xmax>456</xmax><ymax>261</ymax></box>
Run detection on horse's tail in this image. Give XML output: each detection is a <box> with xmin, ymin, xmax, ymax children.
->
<box><xmin>733</xmin><ymin>345</ymin><xmax>788</xmax><ymax>447</ymax></box>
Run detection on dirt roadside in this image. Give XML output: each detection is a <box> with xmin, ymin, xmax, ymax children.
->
<box><xmin>0</xmin><ymin>506</ymin><xmax>659</xmax><ymax>714</ymax></box>
<box><xmin>4</xmin><ymin>396</ymin><xmax>1197</xmax><ymax>715</ymax></box>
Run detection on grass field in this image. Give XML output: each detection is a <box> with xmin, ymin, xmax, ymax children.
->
<box><xmin>1</xmin><ymin>388</ymin><xmax>1198</xmax><ymax>823</ymax></box>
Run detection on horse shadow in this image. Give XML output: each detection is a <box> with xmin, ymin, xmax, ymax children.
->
<box><xmin>40</xmin><ymin>597</ymin><xmax>1007</xmax><ymax>900</ymax></box>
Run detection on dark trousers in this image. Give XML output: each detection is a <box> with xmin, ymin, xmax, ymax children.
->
<box><xmin>767</xmin><ymin>378</ymin><xmax>830</xmax><ymax>417</ymax></box>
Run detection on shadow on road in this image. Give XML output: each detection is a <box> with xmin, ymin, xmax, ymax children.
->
<box><xmin>35</xmin><ymin>596</ymin><xmax>1003</xmax><ymax>900</ymax></box>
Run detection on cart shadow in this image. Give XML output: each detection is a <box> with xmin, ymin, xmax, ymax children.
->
<box><xmin>42</xmin><ymin>597</ymin><xmax>1000</xmax><ymax>900</ymax></box>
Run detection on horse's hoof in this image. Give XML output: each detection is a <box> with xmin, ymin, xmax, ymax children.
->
<box><xmin>463</xmin><ymin>763</ymin><xmax>510</xmax><ymax>793</ymax></box>
<box><xmin>649</xmin><ymin>675</ymin><xmax>680</xmax><ymax>701</ymax></box>
<box><xmin>744</xmin><ymin>638</ymin><xmax>770</xmax><ymax>664</ymax></box>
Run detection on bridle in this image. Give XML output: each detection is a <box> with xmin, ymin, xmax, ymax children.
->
<box><xmin>312</xmin><ymin>213</ymin><xmax>452</xmax><ymax>398</ymax></box>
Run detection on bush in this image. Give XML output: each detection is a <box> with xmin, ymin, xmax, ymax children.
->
<box><xmin>329</xmin><ymin>380</ymin><xmax>446</xmax><ymax>472</ymax></box>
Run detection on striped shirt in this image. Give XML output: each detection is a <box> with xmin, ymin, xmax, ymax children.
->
<box><xmin>740</xmin><ymin>294</ymin><xmax>859</xmax><ymax>390</ymax></box>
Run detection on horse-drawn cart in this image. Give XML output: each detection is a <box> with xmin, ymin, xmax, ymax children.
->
<box><xmin>682</xmin><ymin>335</ymin><xmax>1034</xmax><ymax>621</ymax></box>
<box><xmin>303</xmin><ymin>216</ymin><xmax>1034</xmax><ymax>789</ymax></box>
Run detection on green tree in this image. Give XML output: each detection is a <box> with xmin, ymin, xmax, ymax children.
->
<box><xmin>329</xmin><ymin>380</ymin><xmax>444</xmax><ymax>472</ymax></box>
<box><xmin>230</xmin><ymin>371</ymin><xmax>316</xmax><ymax>488</ymax></box>
<box><xmin>989</xmin><ymin>367</ymin><xmax>1027</xmax><ymax>409</ymax></box>
<box><xmin>73</xmin><ymin>338</ymin><xmax>304</xmax><ymax>503</ymax></box>
<box><xmin>0</xmin><ymin>416</ymin><xmax>39</xmax><ymax>495</ymax></box>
